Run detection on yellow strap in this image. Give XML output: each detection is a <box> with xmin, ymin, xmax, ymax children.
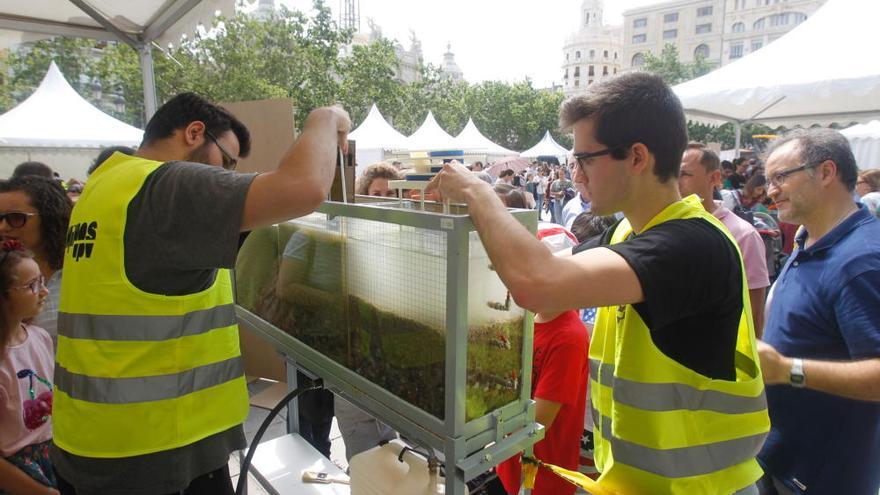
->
<box><xmin>522</xmin><ymin>457</ymin><xmax>619</xmax><ymax>495</ymax></box>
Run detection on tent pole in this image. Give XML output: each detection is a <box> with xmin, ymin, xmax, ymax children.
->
<box><xmin>734</xmin><ymin>121</ymin><xmax>742</xmax><ymax>158</ymax></box>
<box><xmin>138</xmin><ymin>43</ymin><xmax>158</xmax><ymax>121</ymax></box>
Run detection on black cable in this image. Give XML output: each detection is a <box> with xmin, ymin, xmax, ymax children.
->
<box><xmin>235</xmin><ymin>380</ymin><xmax>323</xmax><ymax>495</ymax></box>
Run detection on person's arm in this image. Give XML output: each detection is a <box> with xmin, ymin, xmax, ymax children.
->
<box><xmin>757</xmin><ymin>342</ymin><xmax>880</xmax><ymax>401</ymax></box>
<box><xmin>535</xmin><ymin>398</ymin><xmax>563</xmax><ymax>429</ymax></box>
<box><xmin>0</xmin><ymin>458</ymin><xmax>58</xmax><ymax>495</ymax></box>
<box><xmin>759</xmin><ymin>269</ymin><xmax>880</xmax><ymax>401</ymax></box>
<box><xmin>241</xmin><ymin>106</ymin><xmax>351</xmax><ymax>231</ymax></box>
<box><xmin>749</xmin><ymin>287</ymin><xmax>766</xmax><ymax>338</ymax></box>
<box><xmin>427</xmin><ymin>162</ymin><xmax>642</xmax><ymax>313</ymax></box>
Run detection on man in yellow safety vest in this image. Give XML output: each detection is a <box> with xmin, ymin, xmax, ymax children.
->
<box><xmin>52</xmin><ymin>93</ymin><xmax>350</xmax><ymax>494</ymax></box>
<box><xmin>429</xmin><ymin>72</ymin><xmax>769</xmax><ymax>494</ymax></box>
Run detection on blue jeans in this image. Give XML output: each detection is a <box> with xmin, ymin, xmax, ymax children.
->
<box><xmin>552</xmin><ymin>199</ymin><xmax>564</xmax><ymax>224</ymax></box>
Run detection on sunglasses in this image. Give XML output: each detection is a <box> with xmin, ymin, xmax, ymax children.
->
<box><xmin>205</xmin><ymin>130</ymin><xmax>239</xmax><ymax>171</ymax></box>
<box><xmin>11</xmin><ymin>275</ymin><xmax>45</xmax><ymax>295</ymax></box>
<box><xmin>0</xmin><ymin>211</ymin><xmax>37</xmax><ymax>228</ymax></box>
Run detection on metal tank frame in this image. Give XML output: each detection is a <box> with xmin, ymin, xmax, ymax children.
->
<box><xmin>235</xmin><ymin>199</ymin><xmax>544</xmax><ymax>494</ymax></box>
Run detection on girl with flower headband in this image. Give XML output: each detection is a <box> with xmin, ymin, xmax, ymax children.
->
<box><xmin>0</xmin><ymin>240</ymin><xmax>57</xmax><ymax>495</ymax></box>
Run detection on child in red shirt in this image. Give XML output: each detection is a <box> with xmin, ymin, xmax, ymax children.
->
<box><xmin>495</xmin><ymin>222</ymin><xmax>590</xmax><ymax>495</ymax></box>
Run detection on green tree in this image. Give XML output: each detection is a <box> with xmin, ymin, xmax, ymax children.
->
<box><xmin>90</xmin><ymin>1</ymin><xmax>351</xmax><ymax>127</ymax></box>
<box><xmin>2</xmin><ymin>37</ymin><xmax>98</xmax><ymax>113</ymax></box>
<box><xmin>643</xmin><ymin>43</ymin><xmax>712</xmax><ymax>86</ymax></box>
<box><xmin>465</xmin><ymin>80</ymin><xmax>565</xmax><ymax>151</ymax></box>
<box><xmin>687</xmin><ymin>121</ymin><xmax>777</xmax><ymax>150</ymax></box>
<box><xmin>337</xmin><ymin>39</ymin><xmax>404</xmax><ymax>127</ymax></box>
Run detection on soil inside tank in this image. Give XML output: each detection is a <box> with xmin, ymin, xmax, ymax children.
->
<box><xmin>257</xmin><ymin>291</ymin><xmax>523</xmax><ymax>421</ymax></box>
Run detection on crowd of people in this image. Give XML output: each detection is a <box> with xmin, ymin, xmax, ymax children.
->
<box><xmin>0</xmin><ymin>72</ymin><xmax>878</xmax><ymax>495</ymax></box>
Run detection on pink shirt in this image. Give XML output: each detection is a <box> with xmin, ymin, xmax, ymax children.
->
<box><xmin>0</xmin><ymin>324</ymin><xmax>54</xmax><ymax>456</ymax></box>
<box><xmin>713</xmin><ymin>202</ymin><xmax>771</xmax><ymax>290</ymax></box>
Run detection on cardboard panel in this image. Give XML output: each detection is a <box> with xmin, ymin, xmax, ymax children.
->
<box><xmin>222</xmin><ymin>98</ymin><xmax>297</xmax><ymax>174</ymax></box>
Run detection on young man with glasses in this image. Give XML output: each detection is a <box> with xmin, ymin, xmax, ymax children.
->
<box><xmin>429</xmin><ymin>72</ymin><xmax>768</xmax><ymax>494</ymax></box>
<box><xmin>755</xmin><ymin>129</ymin><xmax>880</xmax><ymax>495</ymax></box>
<box><xmin>52</xmin><ymin>92</ymin><xmax>351</xmax><ymax>495</ymax></box>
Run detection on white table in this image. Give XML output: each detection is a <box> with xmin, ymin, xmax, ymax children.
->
<box><xmin>251</xmin><ymin>433</ymin><xmax>351</xmax><ymax>495</ymax></box>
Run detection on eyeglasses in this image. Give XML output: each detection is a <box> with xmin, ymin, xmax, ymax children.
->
<box><xmin>767</xmin><ymin>162</ymin><xmax>818</xmax><ymax>187</ymax></box>
<box><xmin>572</xmin><ymin>147</ymin><xmax>624</xmax><ymax>173</ymax></box>
<box><xmin>11</xmin><ymin>275</ymin><xmax>45</xmax><ymax>295</ymax></box>
<box><xmin>0</xmin><ymin>211</ymin><xmax>37</xmax><ymax>229</ymax></box>
<box><xmin>205</xmin><ymin>130</ymin><xmax>238</xmax><ymax>171</ymax></box>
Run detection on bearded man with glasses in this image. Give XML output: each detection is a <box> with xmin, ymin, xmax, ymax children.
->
<box><xmin>755</xmin><ymin>129</ymin><xmax>880</xmax><ymax>495</ymax></box>
<box><xmin>51</xmin><ymin>92</ymin><xmax>351</xmax><ymax>495</ymax></box>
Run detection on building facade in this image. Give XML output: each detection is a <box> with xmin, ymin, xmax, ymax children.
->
<box><xmin>722</xmin><ymin>0</ymin><xmax>825</xmax><ymax>65</ymax></box>
<box><xmin>621</xmin><ymin>0</ymin><xmax>826</xmax><ymax>70</ymax></box>
<box><xmin>562</xmin><ymin>0</ymin><xmax>623</xmax><ymax>96</ymax></box>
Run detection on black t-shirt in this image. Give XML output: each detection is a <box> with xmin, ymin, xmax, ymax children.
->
<box><xmin>574</xmin><ymin>217</ymin><xmax>743</xmax><ymax>380</ymax></box>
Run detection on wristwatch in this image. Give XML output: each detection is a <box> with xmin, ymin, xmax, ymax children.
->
<box><xmin>789</xmin><ymin>358</ymin><xmax>806</xmax><ymax>388</ymax></box>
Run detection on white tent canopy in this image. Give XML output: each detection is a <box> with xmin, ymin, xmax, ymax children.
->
<box><xmin>349</xmin><ymin>104</ymin><xmax>408</xmax><ymax>151</ymax></box>
<box><xmin>842</xmin><ymin>120</ymin><xmax>880</xmax><ymax>170</ymax></box>
<box><xmin>454</xmin><ymin>118</ymin><xmax>518</xmax><ymax>156</ymax></box>
<box><xmin>673</xmin><ymin>0</ymin><xmax>880</xmax><ymax>131</ymax></box>
<box><xmin>0</xmin><ymin>62</ymin><xmax>143</xmax><ymax>148</ymax></box>
<box><xmin>403</xmin><ymin>111</ymin><xmax>460</xmax><ymax>152</ymax></box>
<box><xmin>520</xmin><ymin>131</ymin><xmax>569</xmax><ymax>158</ymax></box>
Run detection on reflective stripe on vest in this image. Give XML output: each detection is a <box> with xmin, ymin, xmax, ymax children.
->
<box><xmin>57</xmin><ymin>304</ymin><xmax>237</xmax><ymax>341</ymax></box>
<box><xmin>596</xmin><ymin>414</ymin><xmax>767</xmax><ymax>479</ymax></box>
<box><xmin>590</xmin><ymin>358</ymin><xmax>767</xmax><ymax>414</ymax></box>
<box><xmin>56</xmin><ymin>356</ymin><xmax>243</xmax><ymax>404</ymax></box>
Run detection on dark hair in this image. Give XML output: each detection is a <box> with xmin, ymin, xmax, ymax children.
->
<box><xmin>570</xmin><ymin>212</ymin><xmax>616</xmax><ymax>244</ymax></box>
<box><xmin>89</xmin><ymin>146</ymin><xmax>136</xmax><ymax>176</ymax></box>
<box><xmin>766</xmin><ymin>128</ymin><xmax>858</xmax><ymax>191</ymax></box>
<box><xmin>493</xmin><ymin>183</ymin><xmax>527</xmax><ymax>209</ymax></box>
<box><xmin>499</xmin><ymin>169</ymin><xmax>515</xmax><ymax>178</ymax></box>
<box><xmin>560</xmin><ymin>72</ymin><xmax>687</xmax><ymax>183</ymax></box>
<box><xmin>859</xmin><ymin>169</ymin><xmax>880</xmax><ymax>192</ymax></box>
<box><xmin>0</xmin><ymin>242</ymin><xmax>35</xmax><ymax>353</ymax></box>
<box><xmin>0</xmin><ymin>177</ymin><xmax>72</xmax><ymax>271</ymax></box>
<box><xmin>11</xmin><ymin>162</ymin><xmax>54</xmax><ymax>180</ymax></box>
<box><xmin>721</xmin><ymin>160</ymin><xmax>734</xmax><ymax>171</ymax></box>
<box><xmin>355</xmin><ymin>162</ymin><xmax>400</xmax><ymax>195</ymax></box>
<box><xmin>686</xmin><ymin>142</ymin><xmax>721</xmax><ymax>172</ymax></box>
<box><xmin>745</xmin><ymin>174</ymin><xmax>767</xmax><ymax>192</ymax></box>
<box><xmin>142</xmin><ymin>92</ymin><xmax>251</xmax><ymax>158</ymax></box>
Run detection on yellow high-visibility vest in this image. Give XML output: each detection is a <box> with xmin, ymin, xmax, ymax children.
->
<box><xmin>54</xmin><ymin>153</ymin><xmax>248</xmax><ymax>458</ymax></box>
<box><xmin>590</xmin><ymin>195</ymin><xmax>770</xmax><ymax>494</ymax></box>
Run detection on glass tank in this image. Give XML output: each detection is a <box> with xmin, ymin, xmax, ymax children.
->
<box><xmin>236</xmin><ymin>201</ymin><xmax>530</xmax><ymax>422</ymax></box>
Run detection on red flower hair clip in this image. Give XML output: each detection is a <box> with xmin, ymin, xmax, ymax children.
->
<box><xmin>1</xmin><ymin>239</ymin><xmax>24</xmax><ymax>252</ymax></box>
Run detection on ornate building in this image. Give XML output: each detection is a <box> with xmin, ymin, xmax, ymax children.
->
<box><xmin>622</xmin><ymin>0</ymin><xmax>827</xmax><ymax>71</ymax></box>
<box><xmin>562</xmin><ymin>0</ymin><xmax>623</xmax><ymax>96</ymax></box>
<box><xmin>440</xmin><ymin>43</ymin><xmax>464</xmax><ymax>82</ymax></box>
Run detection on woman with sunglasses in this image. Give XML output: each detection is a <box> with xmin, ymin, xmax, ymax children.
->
<box><xmin>0</xmin><ymin>176</ymin><xmax>73</xmax><ymax>345</ymax></box>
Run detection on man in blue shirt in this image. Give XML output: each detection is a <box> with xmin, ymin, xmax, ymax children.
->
<box><xmin>757</xmin><ymin>128</ymin><xmax>880</xmax><ymax>495</ymax></box>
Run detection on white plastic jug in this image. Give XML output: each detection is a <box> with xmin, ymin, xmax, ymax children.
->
<box><xmin>349</xmin><ymin>440</ymin><xmax>447</xmax><ymax>495</ymax></box>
